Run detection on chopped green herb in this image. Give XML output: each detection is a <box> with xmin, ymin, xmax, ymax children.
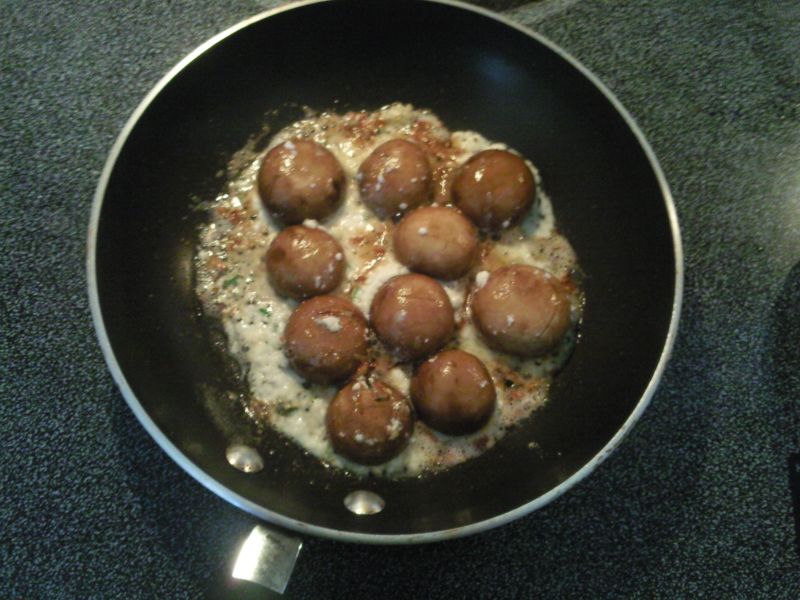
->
<box><xmin>222</xmin><ymin>275</ymin><xmax>240</xmax><ymax>288</ymax></box>
<box><xmin>259</xmin><ymin>307</ymin><xmax>272</xmax><ymax>318</ymax></box>
<box><xmin>275</xmin><ymin>402</ymin><xmax>298</xmax><ymax>416</ymax></box>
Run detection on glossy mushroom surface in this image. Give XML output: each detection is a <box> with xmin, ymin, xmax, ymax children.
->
<box><xmin>452</xmin><ymin>149</ymin><xmax>535</xmax><ymax>231</ymax></box>
<box><xmin>266</xmin><ymin>225</ymin><xmax>345</xmax><ymax>299</ymax></box>
<box><xmin>370</xmin><ymin>273</ymin><xmax>455</xmax><ymax>360</ymax></box>
<box><xmin>358</xmin><ymin>139</ymin><xmax>432</xmax><ymax>219</ymax></box>
<box><xmin>284</xmin><ymin>295</ymin><xmax>369</xmax><ymax>383</ymax></box>
<box><xmin>258</xmin><ymin>139</ymin><xmax>345</xmax><ymax>225</ymax></box>
<box><xmin>326</xmin><ymin>378</ymin><xmax>414</xmax><ymax>465</ymax></box>
<box><xmin>411</xmin><ymin>349</ymin><xmax>496</xmax><ymax>435</ymax></box>
<box><xmin>393</xmin><ymin>206</ymin><xmax>478</xmax><ymax>280</ymax></box>
<box><xmin>472</xmin><ymin>265</ymin><xmax>572</xmax><ymax>356</ymax></box>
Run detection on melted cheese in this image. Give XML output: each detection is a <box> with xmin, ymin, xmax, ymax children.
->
<box><xmin>195</xmin><ymin>103</ymin><xmax>582</xmax><ymax>478</ymax></box>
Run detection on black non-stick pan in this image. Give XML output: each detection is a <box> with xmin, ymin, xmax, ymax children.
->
<box><xmin>88</xmin><ymin>0</ymin><xmax>682</xmax><ymax>544</ymax></box>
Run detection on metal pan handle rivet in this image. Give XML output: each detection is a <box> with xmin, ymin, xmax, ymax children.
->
<box><xmin>226</xmin><ymin>444</ymin><xmax>264</xmax><ymax>473</ymax></box>
<box><xmin>344</xmin><ymin>490</ymin><xmax>385</xmax><ymax>515</ymax></box>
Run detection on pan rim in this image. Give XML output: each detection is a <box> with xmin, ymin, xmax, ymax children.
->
<box><xmin>86</xmin><ymin>0</ymin><xmax>683</xmax><ymax>544</ymax></box>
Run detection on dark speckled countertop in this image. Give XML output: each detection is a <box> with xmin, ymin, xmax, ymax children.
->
<box><xmin>2</xmin><ymin>0</ymin><xmax>800</xmax><ymax>597</ymax></box>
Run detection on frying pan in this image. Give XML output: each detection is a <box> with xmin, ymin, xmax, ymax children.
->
<box><xmin>88</xmin><ymin>0</ymin><xmax>682</xmax><ymax>546</ymax></box>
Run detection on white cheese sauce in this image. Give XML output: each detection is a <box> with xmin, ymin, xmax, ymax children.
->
<box><xmin>195</xmin><ymin>103</ymin><xmax>583</xmax><ymax>478</ymax></box>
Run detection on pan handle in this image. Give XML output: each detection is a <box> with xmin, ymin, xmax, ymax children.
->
<box><xmin>222</xmin><ymin>524</ymin><xmax>303</xmax><ymax>595</ymax></box>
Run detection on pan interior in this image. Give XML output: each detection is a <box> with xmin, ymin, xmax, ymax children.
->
<box><xmin>94</xmin><ymin>0</ymin><xmax>676</xmax><ymax>537</ymax></box>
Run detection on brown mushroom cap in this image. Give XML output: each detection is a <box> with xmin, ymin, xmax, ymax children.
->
<box><xmin>452</xmin><ymin>149</ymin><xmax>535</xmax><ymax>231</ymax></box>
<box><xmin>326</xmin><ymin>378</ymin><xmax>414</xmax><ymax>465</ymax></box>
<box><xmin>472</xmin><ymin>265</ymin><xmax>572</xmax><ymax>356</ymax></box>
<box><xmin>358</xmin><ymin>139</ymin><xmax>432</xmax><ymax>219</ymax></box>
<box><xmin>393</xmin><ymin>206</ymin><xmax>478</xmax><ymax>280</ymax></box>
<box><xmin>370</xmin><ymin>273</ymin><xmax>455</xmax><ymax>360</ymax></box>
<box><xmin>411</xmin><ymin>350</ymin><xmax>496</xmax><ymax>435</ymax></box>
<box><xmin>258</xmin><ymin>139</ymin><xmax>345</xmax><ymax>225</ymax></box>
<box><xmin>266</xmin><ymin>225</ymin><xmax>345</xmax><ymax>300</ymax></box>
<box><xmin>284</xmin><ymin>295</ymin><xmax>369</xmax><ymax>384</ymax></box>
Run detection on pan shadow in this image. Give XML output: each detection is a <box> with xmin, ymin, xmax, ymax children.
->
<box><xmin>763</xmin><ymin>260</ymin><xmax>800</xmax><ymax>560</ymax></box>
<box><xmin>286</xmin><ymin>282</ymin><xmax>714</xmax><ymax>598</ymax></box>
<box><xmin>108</xmin><ymin>393</ymin><xmax>255</xmax><ymax>595</ymax></box>
<box><xmin>469</xmin><ymin>0</ymin><xmax>535</xmax><ymax>10</ymax></box>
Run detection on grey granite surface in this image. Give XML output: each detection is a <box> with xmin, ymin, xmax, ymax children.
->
<box><xmin>2</xmin><ymin>0</ymin><xmax>799</xmax><ymax>597</ymax></box>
